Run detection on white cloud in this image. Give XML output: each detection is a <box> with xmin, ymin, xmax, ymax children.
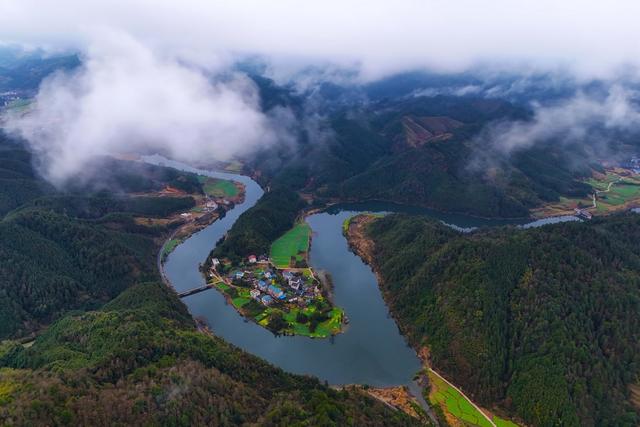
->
<box><xmin>3</xmin><ymin>31</ymin><xmax>281</xmax><ymax>184</ymax></box>
<box><xmin>481</xmin><ymin>86</ymin><xmax>640</xmax><ymax>154</ymax></box>
<box><xmin>2</xmin><ymin>0</ymin><xmax>640</xmax><ymax>183</ymax></box>
<box><xmin>1</xmin><ymin>0</ymin><xmax>639</xmax><ymax>81</ymax></box>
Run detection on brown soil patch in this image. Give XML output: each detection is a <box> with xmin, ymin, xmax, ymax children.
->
<box><xmin>365</xmin><ymin>386</ymin><xmax>421</xmax><ymax>419</ymax></box>
<box><xmin>345</xmin><ymin>214</ymin><xmax>377</xmax><ymax>266</ymax></box>
<box><xmin>630</xmin><ymin>383</ymin><xmax>640</xmax><ymax>410</ymax></box>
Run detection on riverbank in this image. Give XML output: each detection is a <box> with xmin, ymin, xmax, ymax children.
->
<box><xmin>203</xmin><ymin>220</ymin><xmax>345</xmax><ymax>339</ymax></box>
<box><xmin>344</xmin><ymin>214</ymin><xmax>521</xmax><ymax>427</ymax></box>
<box><xmin>156</xmin><ymin>179</ymin><xmax>245</xmax><ymax>263</ymax></box>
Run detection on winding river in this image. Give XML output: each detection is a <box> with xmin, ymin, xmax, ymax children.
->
<box><xmin>143</xmin><ymin>155</ymin><xmax>579</xmax><ymax>387</ymax></box>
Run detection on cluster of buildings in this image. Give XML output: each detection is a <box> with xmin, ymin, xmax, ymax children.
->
<box><xmin>215</xmin><ymin>255</ymin><xmax>321</xmax><ymax>308</ymax></box>
<box><xmin>178</xmin><ymin>197</ymin><xmax>222</xmax><ymax>222</ymax></box>
<box><xmin>620</xmin><ymin>156</ymin><xmax>640</xmax><ymax>174</ymax></box>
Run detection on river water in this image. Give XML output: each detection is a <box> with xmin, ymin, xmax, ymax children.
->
<box><xmin>143</xmin><ymin>155</ymin><xmax>579</xmax><ymax>387</ymax></box>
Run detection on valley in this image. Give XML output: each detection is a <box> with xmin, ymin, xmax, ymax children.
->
<box><xmin>532</xmin><ymin>162</ymin><xmax>640</xmax><ymax>218</ymax></box>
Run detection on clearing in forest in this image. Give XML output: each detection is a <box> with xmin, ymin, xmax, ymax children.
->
<box><xmin>270</xmin><ymin>223</ymin><xmax>311</xmax><ymax>268</ymax></box>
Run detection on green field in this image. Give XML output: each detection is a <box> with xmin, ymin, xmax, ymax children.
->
<box><xmin>161</xmin><ymin>238</ymin><xmax>181</xmax><ymax>259</ymax></box>
<box><xmin>428</xmin><ymin>370</ymin><xmax>493</xmax><ymax>427</ymax></box>
<box><xmin>493</xmin><ymin>416</ymin><xmax>519</xmax><ymax>427</ymax></box>
<box><xmin>199</xmin><ymin>176</ymin><xmax>239</xmax><ymax>198</ymax></box>
<box><xmin>214</xmin><ymin>282</ymin><xmax>230</xmax><ymax>292</ymax></box>
<box><xmin>232</xmin><ymin>297</ymin><xmax>251</xmax><ymax>308</ymax></box>
<box><xmin>282</xmin><ymin>305</ymin><xmax>343</xmax><ymax>338</ymax></box>
<box><xmin>537</xmin><ymin>171</ymin><xmax>640</xmax><ymax>217</ymax></box>
<box><xmin>270</xmin><ymin>223</ymin><xmax>312</xmax><ymax>268</ymax></box>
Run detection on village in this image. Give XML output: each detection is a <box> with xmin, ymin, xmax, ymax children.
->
<box><xmin>204</xmin><ymin>223</ymin><xmax>345</xmax><ymax>338</ymax></box>
<box><xmin>209</xmin><ymin>255</ymin><xmax>322</xmax><ymax>307</ymax></box>
<box><xmin>157</xmin><ymin>174</ymin><xmax>245</xmax><ymax>262</ymax></box>
<box><xmin>533</xmin><ymin>155</ymin><xmax>640</xmax><ymax>220</ymax></box>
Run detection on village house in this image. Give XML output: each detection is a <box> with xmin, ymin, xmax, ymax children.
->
<box><xmin>248</xmin><ymin>254</ymin><xmax>257</xmax><ymax>264</ymax></box>
<box><xmin>257</xmin><ymin>280</ymin><xmax>268</xmax><ymax>292</ymax></box>
<box><xmin>289</xmin><ymin>276</ymin><xmax>304</xmax><ymax>291</ymax></box>
<box><xmin>268</xmin><ymin>284</ymin><xmax>285</xmax><ymax>300</ymax></box>
<box><xmin>211</xmin><ymin>258</ymin><xmax>220</xmax><ymax>268</ymax></box>
<box><xmin>282</xmin><ymin>270</ymin><xmax>294</xmax><ymax>280</ymax></box>
<box><xmin>233</xmin><ymin>271</ymin><xmax>245</xmax><ymax>280</ymax></box>
<box><xmin>574</xmin><ymin>207</ymin><xmax>593</xmax><ymax>220</ymax></box>
<box><xmin>261</xmin><ymin>295</ymin><xmax>274</xmax><ymax>306</ymax></box>
<box><xmin>250</xmin><ymin>289</ymin><xmax>261</xmax><ymax>300</ymax></box>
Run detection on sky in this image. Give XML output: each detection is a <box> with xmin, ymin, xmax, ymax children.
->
<box><xmin>0</xmin><ymin>0</ymin><xmax>639</xmax><ymax>183</ymax></box>
<box><xmin>1</xmin><ymin>0</ymin><xmax>639</xmax><ymax>80</ymax></box>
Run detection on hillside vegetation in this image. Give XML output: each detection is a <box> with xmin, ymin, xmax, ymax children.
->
<box><xmin>212</xmin><ymin>188</ymin><xmax>306</xmax><ymax>262</ymax></box>
<box><xmin>0</xmin><ymin>139</ymin><xmax>202</xmax><ymax>340</ymax></box>
<box><xmin>0</xmin><ymin>282</ymin><xmax>419</xmax><ymax>426</ymax></box>
<box><xmin>0</xmin><ymin>139</ymin><xmax>418</xmax><ymax>425</ymax></box>
<box><xmin>248</xmin><ymin>95</ymin><xmax>594</xmax><ymax>218</ymax></box>
<box><xmin>361</xmin><ymin>213</ymin><xmax>640</xmax><ymax>426</ymax></box>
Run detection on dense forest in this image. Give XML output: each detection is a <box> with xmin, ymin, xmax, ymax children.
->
<box><xmin>361</xmin><ymin>213</ymin><xmax>640</xmax><ymax>426</ymax></box>
<box><xmin>0</xmin><ymin>137</ymin><xmax>203</xmax><ymax>340</ymax></box>
<box><xmin>0</xmin><ymin>282</ymin><xmax>419</xmax><ymax>426</ymax></box>
<box><xmin>212</xmin><ymin>188</ymin><xmax>306</xmax><ymax>262</ymax></box>
<box><xmin>246</xmin><ymin>93</ymin><xmax>597</xmax><ymax>218</ymax></box>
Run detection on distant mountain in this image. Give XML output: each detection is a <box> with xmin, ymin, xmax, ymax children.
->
<box><xmin>0</xmin><ymin>46</ymin><xmax>79</xmax><ymax>92</ymax></box>
<box><xmin>248</xmin><ymin>92</ymin><xmax>596</xmax><ymax>218</ymax></box>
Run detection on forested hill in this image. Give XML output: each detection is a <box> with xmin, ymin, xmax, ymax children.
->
<box><xmin>0</xmin><ymin>282</ymin><xmax>419</xmax><ymax>426</ymax></box>
<box><xmin>0</xmin><ymin>139</ymin><xmax>419</xmax><ymax>425</ymax></box>
<box><xmin>360</xmin><ymin>213</ymin><xmax>640</xmax><ymax>426</ymax></box>
<box><xmin>212</xmin><ymin>188</ymin><xmax>305</xmax><ymax>262</ymax></box>
<box><xmin>0</xmin><ymin>137</ymin><xmax>202</xmax><ymax>340</ymax></box>
<box><xmin>246</xmin><ymin>93</ymin><xmax>596</xmax><ymax>218</ymax></box>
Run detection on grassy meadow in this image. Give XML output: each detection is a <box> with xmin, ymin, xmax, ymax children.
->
<box><xmin>270</xmin><ymin>223</ymin><xmax>311</xmax><ymax>268</ymax></box>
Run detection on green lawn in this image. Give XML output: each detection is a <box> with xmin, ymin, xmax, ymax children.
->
<box><xmin>281</xmin><ymin>306</ymin><xmax>343</xmax><ymax>338</ymax></box>
<box><xmin>611</xmin><ymin>184</ymin><xmax>640</xmax><ymax>199</ymax></box>
<box><xmin>493</xmin><ymin>416</ymin><xmax>519</xmax><ymax>427</ymax></box>
<box><xmin>162</xmin><ymin>238</ymin><xmax>181</xmax><ymax>258</ymax></box>
<box><xmin>199</xmin><ymin>176</ymin><xmax>239</xmax><ymax>198</ymax></box>
<box><xmin>232</xmin><ymin>297</ymin><xmax>251</xmax><ymax>308</ymax></box>
<box><xmin>428</xmin><ymin>371</ymin><xmax>493</xmax><ymax>427</ymax></box>
<box><xmin>270</xmin><ymin>223</ymin><xmax>311</xmax><ymax>268</ymax></box>
<box><xmin>214</xmin><ymin>282</ymin><xmax>230</xmax><ymax>292</ymax></box>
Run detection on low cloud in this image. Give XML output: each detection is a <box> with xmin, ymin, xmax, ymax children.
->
<box><xmin>483</xmin><ymin>86</ymin><xmax>640</xmax><ymax>154</ymax></box>
<box><xmin>3</xmin><ymin>32</ymin><xmax>284</xmax><ymax>185</ymax></box>
<box><xmin>2</xmin><ymin>0</ymin><xmax>640</xmax><ymax>184</ymax></box>
<box><xmin>1</xmin><ymin>0</ymin><xmax>640</xmax><ymax>82</ymax></box>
